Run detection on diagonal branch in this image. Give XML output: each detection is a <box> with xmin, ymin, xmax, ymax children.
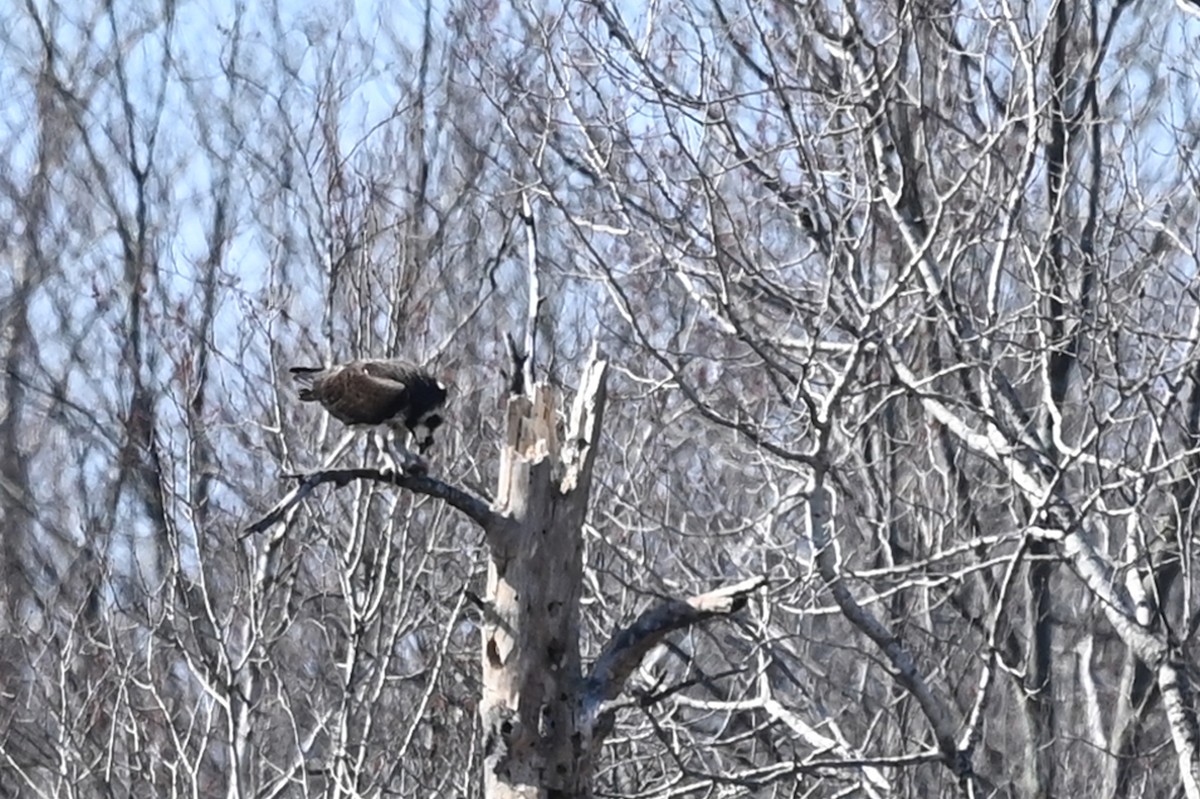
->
<box><xmin>807</xmin><ymin>478</ymin><xmax>974</xmax><ymax>783</ymax></box>
<box><xmin>885</xmin><ymin>352</ymin><xmax>1200</xmax><ymax>797</ymax></box>
<box><xmin>244</xmin><ymin>468</ymin><xmax>501</xmax><ymax>535</ymax></box>
<box><xmin>581</xmin><ymin>575</ymin><xmax>767</xmax><ymax>720</ymax></box>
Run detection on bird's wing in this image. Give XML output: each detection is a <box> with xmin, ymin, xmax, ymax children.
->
<box><xmin>313</xmin><ymin>363</ymin><xmax>410</xmax><ymax>426</ymax></box>
<box><xmin>360</xmin><ymin>359</ymin><xmax>419</xmax><ymax>385</ymax></box>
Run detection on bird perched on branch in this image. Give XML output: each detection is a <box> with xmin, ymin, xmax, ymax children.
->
<box><xmin>290</xmin><ymin>359</ymin><xmax>447</xmax><ymax>473</ymax></box>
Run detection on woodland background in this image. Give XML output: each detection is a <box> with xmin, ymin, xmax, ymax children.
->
<box><xmin>2</xmin><ymin>0</ymin><xmax>1200</xmax><ymax>796</ymax></box>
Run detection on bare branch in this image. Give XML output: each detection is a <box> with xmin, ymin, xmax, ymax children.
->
<box><xmin>244</xmin><ymin>468</ymin><xmax>500</xmax><ymax>535</ymax></box>
<box><xmin>582</xmin><ymin>575</ymin><xmax>767</xmax><ymax>716</ymax></box>
<box><xmin>519</xmin><ymin>191</ymin><xmax>539</xmax><ymax>395</ymax></box>
<box><xmin>808</xmin><ymin>480</ymin><xmax>972</xmax><ymax>782</ymax></box>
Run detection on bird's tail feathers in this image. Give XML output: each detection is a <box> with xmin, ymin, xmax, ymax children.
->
<box><xmin>290</xmin><ymin>366</ymin><xmax>324</xmax><ymax>400</ymax></box>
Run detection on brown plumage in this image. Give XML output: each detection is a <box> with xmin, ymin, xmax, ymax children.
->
<box><xmin>290</xmin><ymin>359</ymin><xmax>447</xmax><ymax>454</ymax></box>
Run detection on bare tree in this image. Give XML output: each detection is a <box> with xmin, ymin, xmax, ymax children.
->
<box><xmin>470</xmin><ymin>0</ymin><xmax>1200</xmax><ymax>796</ymax></box>
<box><xmin>0</xmin><ymin>0</ymin><xmax>523</xmax><ymax>793</ymax></box>
<box><xmin>0</xmin><ymin>0</ymin><xmax>767</xmax><ymax>795</ymax></box>
<box><xmin>8</xmin><ymin>0</ymin><xmax>1200</xmax><ymax>797</ymax></box>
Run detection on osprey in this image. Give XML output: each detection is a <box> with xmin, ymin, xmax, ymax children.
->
<box><xmin>290</xmin><ymin>359</ymin><xmax>447</xmax><ymax>471</ymax></box>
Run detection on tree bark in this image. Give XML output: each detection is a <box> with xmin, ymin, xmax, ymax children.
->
<box><xmin>480</xmin><ymin>359</ymin><xmax>607</xmax><ymax>798</ymax></box>
<box><xmin>477</xmin><ymin>356</ymin><xmax>766</xmax><ymax>797</ymax></box>
<box><xmin>245</xmin><ymin>351</ymin><xmax>768</xmax><ymax>797</ymax></box>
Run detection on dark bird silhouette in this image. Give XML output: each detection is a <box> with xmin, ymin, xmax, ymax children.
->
<box><xmin>290</xmin><ymin>359</ymin><xmax>447</xmax><ymax>472</ymax></box>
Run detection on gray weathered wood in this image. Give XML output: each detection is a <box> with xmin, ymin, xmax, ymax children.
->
<box><xmin>253</xmin><ymin>351</ymin><xmax>766</xmax><ymax>798</ymax></box>
<box><xmin>480</xmin><ymin>358</ymin><xmax>606</xmax><ymax>798</ymax></box>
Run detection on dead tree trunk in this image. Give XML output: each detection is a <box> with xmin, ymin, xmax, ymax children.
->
<box><xmin>475</xmin><ymin>355</ymin><xmax>766</xmax><ymax>797</ymax></box>
<box><xmin>248</xmin><ymin>350</ymin><xmax>766</xmax><ymax>797</ymax></box>
<box><xmin>480</xmin><ymin>358</ymin><xmax>606</xmax><ymax>798</ymax></box>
